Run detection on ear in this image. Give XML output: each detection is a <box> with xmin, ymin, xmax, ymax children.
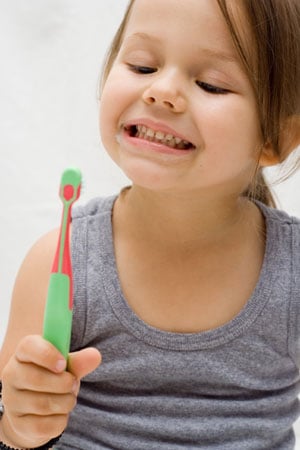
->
<box><xmin>259</xmin><ymin>115</ymin><xmax>300</xmax><ymax>168</ymax></box>
<box><xmin>258</xmin><ymin>142</ymin><xmax>280</xmax><ymax>167</ymax></box>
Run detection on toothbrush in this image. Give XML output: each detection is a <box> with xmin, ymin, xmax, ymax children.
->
<box><xmin>43</xmin><ymin>168</ymin><xmax>82</xmax><ymax>360</ymax></box>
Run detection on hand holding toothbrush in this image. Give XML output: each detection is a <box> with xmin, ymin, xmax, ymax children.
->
<box><xmin>0</xmin><ymin>336</ymin><xmax>101</xmax><ymax>449</ymax></box>
<box><xmin>0</xmin><ymin>169</ymin><xmax>101</xmax><ymax>449</ymax></box>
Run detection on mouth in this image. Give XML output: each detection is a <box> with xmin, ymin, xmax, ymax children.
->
<box><xmin>124</xmin><ymin>124</ymin><xmax>196</xmax><ymax>150</ymax></box>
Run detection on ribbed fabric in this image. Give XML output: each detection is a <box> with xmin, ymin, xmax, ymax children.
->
<box><xmin>56</xmin><ymin>196</ymin><xmax>300</xmax><ymax>449</ymax></box>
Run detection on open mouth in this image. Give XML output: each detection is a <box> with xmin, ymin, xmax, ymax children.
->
<box><xmin>125</xmin><ymin>125</ymin><xmax>195</xmax><ymax>150</ymax></box>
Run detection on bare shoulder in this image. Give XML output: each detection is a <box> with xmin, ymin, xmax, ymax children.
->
<box><xmin>0</xmin><ymin>229</ymin><xmax>59</xmax><ymax>372</ymax></box>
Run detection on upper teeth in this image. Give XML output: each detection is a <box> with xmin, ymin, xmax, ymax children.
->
<box><xmin>134</xmin><ymin>125</ymin><xmax>192</xmax><ymax>149</ymax></box>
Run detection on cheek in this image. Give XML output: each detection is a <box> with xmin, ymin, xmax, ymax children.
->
<box><xmin>198</xmin><ymin>99</ymin><xmax>262</xmax><ymax>155</ymax></box>
<box><xmin>99</xmin><ymin>79</ymin><xmax>121</xmax><ymax>146</ymax></box>
<box><xmin>99</xmin><ymin>69</ymin><xmax>136</xmax><ymax>137</ymax></box>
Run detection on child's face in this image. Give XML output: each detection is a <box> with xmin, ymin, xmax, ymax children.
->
<box><xmin>100</xmin><ymin>0</ymin><xmax>264</xmax><ymax>198</ymax></box>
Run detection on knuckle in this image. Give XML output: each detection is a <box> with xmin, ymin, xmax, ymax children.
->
<box><xmin>53</xmin><ymin>414</ymin><xmax>69</xmax><ymax>435</ymax></box>
<box><xmin>16</xmin><ymin>335</ymin><xmax>61</xmax><ymax>369</ymax></box>
<box><xmin>1</xmin><ymin>365</ymin><xmax>11</xmax><ymax>386</ymax></box>
<box><xmin>1</xmin><ymin>373</ymin><xmax>19</xmax><ymax>413</ymax></box>
<box><xmin>58</xmin><ymin>393</ymin><xmax>77</xmax><ymax>414</ymax></box>
<box><xmin>33</xmin><ymin>395</ymin><xmax>50</xmax><ymax>414</ymax></box>
<box><xmin>61</xmin><ymin>372</ymin><xmax>76</xmax><ymax>393</ymax></box>
<box><xmin>33</xmin><ymin>393</ymin><xmax>76</xmax><ymax>415</ymax></box>
<box><xmin>41</xmin><ymin>342</ymin><xmax>56</xmax><ymax>362</ymax></box>
<box><xmin>27</xmin><ymin>369</ymin><xmax>44</xmax><ymax>389</ymax></box>
<box><xmin>69</xmin><ymin>393</ymin><xmax>78</xmax><ymax>411</ymax></box>
<box><xmin>17</xmin><ymin>334</ymin><xmax>37</xmax><ymax>353</ymax></box>
<box><xmin>1</xmin><ymin>357</ymin><xmax>18</xmax><ymax>384</ymax></box>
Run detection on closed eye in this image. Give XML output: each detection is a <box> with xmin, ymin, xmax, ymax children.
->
<box><xmin>196</xmin><ymin>81</ymin><xmax>229</xmax><ymax>95</ymax></box>
<box><xmin>127</xmin><ymin>64</ymin><xmax>157</xmax><ymax>75</ymax></box>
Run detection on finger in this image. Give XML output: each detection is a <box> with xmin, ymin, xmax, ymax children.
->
<box><xmin>8</xmin><ymin>391</ymin><xmax>77</xmax><ymax>417</ymax></box>
<box><xmin>67</xmin><ymin>347</ymin><xmax>101</xmax><ymax>379</ymax></box>
<box><xmin>15</xmin><ymin>335</ymin><xmax>67</xmax><ymax>373</ymax></box>
<box><xmin>10</xmin><ymin>364</ymin><xmax>76</xmax><ymax>394</ymax></box>
<box><xmin>3</xmin><ymin>412</ymin><xmax>69</xmax><ymax>446</ymax></box>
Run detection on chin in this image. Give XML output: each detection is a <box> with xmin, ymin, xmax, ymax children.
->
<box><xmin>119</xmin><ymin>161</ymin><xmax>177</xmax><ymax>192</ymax></box>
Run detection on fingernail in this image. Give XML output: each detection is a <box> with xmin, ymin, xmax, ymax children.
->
<box><xmin>55</xmin><ymin>359</ymin><xmax>66</xmax><ymax>372</ymax></box>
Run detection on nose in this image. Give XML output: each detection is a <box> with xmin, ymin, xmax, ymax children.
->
<box><xmin>142</xmin><ymin>70</ymin><xmax>187</xmax><ymax>113</ymax></box>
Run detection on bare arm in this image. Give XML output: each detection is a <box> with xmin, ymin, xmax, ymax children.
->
<box><xmin>0</xmin><ymin>231</ymin><xmax>101</xmax><ymax>449</ymax></box>
<box><xmin>0</xmin><ymin>230</ymin><xmax>57</xmax><ymax>370</ymax></box>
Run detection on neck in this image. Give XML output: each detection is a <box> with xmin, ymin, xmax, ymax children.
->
<box><xmin>113</xmin><ymin>185</ymin><xmax>262</xmax><ymax>250</ymax></box>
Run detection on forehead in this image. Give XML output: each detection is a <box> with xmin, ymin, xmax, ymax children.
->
<box><xmin>123</xmin><ymin>0</ymin><xmax>242</xmax><ymax>53</ymax></box>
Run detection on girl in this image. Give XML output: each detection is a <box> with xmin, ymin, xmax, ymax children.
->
<box><xmin>1</xmin><ymin>0</ymin><xmax>300</xmax><ymax>448</ymax></box>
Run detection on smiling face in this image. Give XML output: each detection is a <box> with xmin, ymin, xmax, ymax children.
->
<box><xmin>100</xmin><ymin>0</ymin><xmax>267</xmax><ymax>198</ymax></box>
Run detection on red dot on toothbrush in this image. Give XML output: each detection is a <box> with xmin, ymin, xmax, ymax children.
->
<box><xmin>63</xmin><ymin>185</ymin><xmax>74</xmax><ymax>201</ymax></box>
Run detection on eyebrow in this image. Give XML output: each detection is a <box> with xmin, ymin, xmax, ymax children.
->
<box><xmin>124</xmin><ymin>32</ymin><xmax>239</xmax><ymax>65</ymax></box>
<box><xmin>123</xmin><ymin>32</ymin><xmax>161</xmax><ymax>45</ymax></box>
<box><xmin>200</xmin><ymin>48</ymin><xmax>239</xmax><ymax>64</ymax></box>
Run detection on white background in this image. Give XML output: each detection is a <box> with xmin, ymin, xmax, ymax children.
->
<box><xmin>0</xmin><ymin>0</ymin><xmax>129</xmax><ymax>344</ymax></box>
<box><xmin>0</xmin><ymin>1</ymin><xmax>300</xmax><ymax>445</ymax></box>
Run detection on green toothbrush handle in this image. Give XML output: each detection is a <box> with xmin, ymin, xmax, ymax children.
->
<box><xmin>43</xmin><ymin>273</ymin><xmax>73</xmax><ymax>360</ymax></box>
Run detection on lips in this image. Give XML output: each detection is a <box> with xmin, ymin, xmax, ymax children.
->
<box><xmin>124</xmin><ymin>124</ymin><xmax>196</xmax><ymax>150</ymax></box>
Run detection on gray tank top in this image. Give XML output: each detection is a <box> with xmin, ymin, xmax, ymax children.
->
<box><xmin>57</xmin><ymin>196</ymin><xmax>300</xmax><ymax>449</ymax></box>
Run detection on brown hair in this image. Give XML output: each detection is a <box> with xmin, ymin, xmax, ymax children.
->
<box><xmin>101</xmin><ymin>1</ymin><xmax>135</xmax><ymax>89</ymax></box>
<box><xmin>101</xmin><ymin>0</ymin><xmax>300</xmax><ymax>208</ymax></box>
<box><xmin>216</xmin><ymin>0</ymin><xmax>300</xmax><ymax>207</ymax></box>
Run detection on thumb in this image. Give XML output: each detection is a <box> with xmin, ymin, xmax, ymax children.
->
<box><xmin>67</xmin><ymin>347</ymin><xmax>101</xmax><ymax>380</ymax></box>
